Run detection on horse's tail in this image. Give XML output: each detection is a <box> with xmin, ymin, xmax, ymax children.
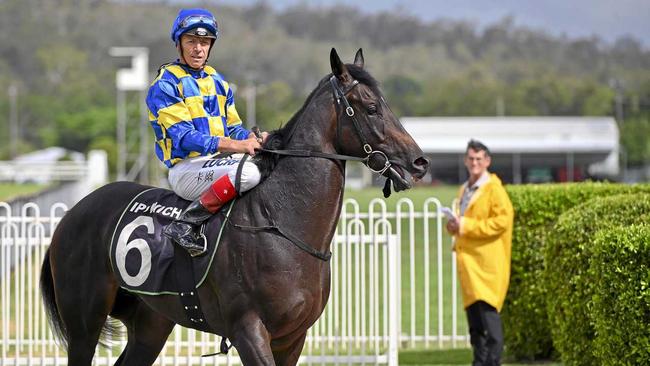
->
<box><xmin>40</xmin><ymin>248</ymin><xmax>69</xmax><ymax>349</ymax></box>
<box><xmin>40</xmin><ymin>244</ymin><xmax>122</xmax><ymax>350</ymax></box>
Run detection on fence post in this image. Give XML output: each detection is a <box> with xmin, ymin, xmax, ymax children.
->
<box><xmin>387</xmin><ymin>234</ymin><xmax>399</xmax><ymax>366</ymax></box>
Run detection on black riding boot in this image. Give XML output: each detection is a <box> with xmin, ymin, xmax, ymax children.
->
<box><xmin>165</xmin><ymin>175</ymin><xmax>238</xmax><ymax>256</ymax></box>
<box><xmin>163</xmin><ymin>199</ymin><xmax>212</xmax><ymax>257</ymax></box>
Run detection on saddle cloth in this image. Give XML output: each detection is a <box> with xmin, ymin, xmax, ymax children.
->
<box><xmin>109</xmin><ymin>188</ymin><xmax>233</xmax><ymax>295</ymax></box>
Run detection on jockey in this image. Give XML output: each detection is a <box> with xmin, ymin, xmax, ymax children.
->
<box><xmin>146</xmin><ymin>8</ymin><xmax>267</xmax><ymax>256</ymax></box>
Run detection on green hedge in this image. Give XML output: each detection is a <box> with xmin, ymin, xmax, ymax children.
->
<box><xmin>590</xmin><ymin>225</ymin><xmax>650</xmax><ymax>365</ymax></box>
<box><xmin>502</xmin><ymin>183</ymin><xmax>650</xmax><ymax>361</ymax></box>
<box><xmin>545</xmin><ymin>194</ymin><xmax>650</xmax><ymax>365</ymax></box>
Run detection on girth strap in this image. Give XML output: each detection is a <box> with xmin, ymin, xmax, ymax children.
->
<box><xmin>172</xmin><ymin>242</ymin><xmax>212</xmax><ymax>332</ymax></box>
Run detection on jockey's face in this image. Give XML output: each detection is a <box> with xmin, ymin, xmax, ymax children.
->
<box><xmin>179</xmin><ymin>34</ymin><xmax>212</xmax><ymax>69</ymax></box>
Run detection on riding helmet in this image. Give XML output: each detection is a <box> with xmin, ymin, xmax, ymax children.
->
<box><xmin>170</xmin><ymin>8</ymin><xmax>219</xmax><ymax>45</ymax></box>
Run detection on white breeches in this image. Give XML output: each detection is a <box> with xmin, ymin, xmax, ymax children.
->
<box><xmin>168</xmin><ymin>154</ymin><xmax>261</xmax><ymax>201</ymax></box>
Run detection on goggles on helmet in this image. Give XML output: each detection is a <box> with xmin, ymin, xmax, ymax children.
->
<box><xmin>179</xmin><ymin>14</ymin><xmax>218</xmax><ymax>37</ymax></box>
<box><xmin>181</xmin><ymin>15</ymin><xmax>216</xmax><ymax>30</ymax></box>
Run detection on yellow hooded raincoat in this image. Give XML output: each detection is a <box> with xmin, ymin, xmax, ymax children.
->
<box><xmin>455</xmin><ymin>174</ymin><xmax>514</xmax><ymax>312</ymax></box>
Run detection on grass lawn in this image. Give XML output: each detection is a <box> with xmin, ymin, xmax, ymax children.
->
<box><xmin>400</xmin><ymin>348</ymin><xmax>561</xmax><ymax>365</ymax></box>
<box><xmin>0</xmin><ymin>183</ymin><xmax>47</xmax><ymax>202</ymax></box>
<box><xmin>401</xmin><ymin>348</ymin><xmax>473</xmax><ymax>365</ymax></box>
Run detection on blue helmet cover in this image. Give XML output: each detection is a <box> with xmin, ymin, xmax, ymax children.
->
<box><xmin>170</xmin><ymin>8</ymin><xmax>219</xmax><ymax>44</ymax></box>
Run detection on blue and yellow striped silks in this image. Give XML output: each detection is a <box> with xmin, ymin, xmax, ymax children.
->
<box><xmin>146</xmin><ymin>62</ymin><xmax>250</xmax><ymax>168</ymax></box>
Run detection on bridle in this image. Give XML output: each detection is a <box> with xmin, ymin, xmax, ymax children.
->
<box><xmin>231</xmin><ymin>74</ymin><xmax>398</xmax><ymax>262</ymax></box>
<box><xmin>257</xmin><ymin>75</ymin><xmax>392</xmax><ymax>175</ymax></box>
<box><xmin>329</xmin><ymin>76</ymin><xmax>393</xmax><ymax>175</ymax></box>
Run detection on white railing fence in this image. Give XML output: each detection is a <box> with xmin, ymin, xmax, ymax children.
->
<box><xmin>0</xmin><ymin>161</ymin><xmax>88</xmax><ymax>183</ymax></box>
<box><xmin>0</xmin><ymin>150</ymin><xmax>107</xmax><ymax>186</ymax></box>
<box><xmin>2</xmin><ymin>150</ymin><xmax>109</xmax><ymax>213</ymax></box>
<box><xmin>0</xmin><ymin>198</ymin><xmax>467</xmax><ymax>365</ymax></box>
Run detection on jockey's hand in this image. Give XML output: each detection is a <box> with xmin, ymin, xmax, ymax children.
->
<box><xmin>259</xmin><ymin>131</ymin><xmax>269</xmax><ymax>144</ymax></box>
<box><xmin>248</xmin><ymin>130</ymin><xmax>269</xmax><ymax>144</ymax></box>
<box><xmin>240</xmin><ymin>138</ymin><xmax>262</xmax><ymax>155</ymax></box>
<box><xmin>218</xmin><ymin>137</ymin><xmax>261</xmax><ymax>156</ymax></box>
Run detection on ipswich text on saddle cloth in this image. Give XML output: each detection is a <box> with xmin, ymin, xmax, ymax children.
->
<box><xmin>129</xmin><ymin>201</ymin><xmax>183</xmax><ymax>219</ymax></box>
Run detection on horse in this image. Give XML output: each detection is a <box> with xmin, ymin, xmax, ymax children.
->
<box><xmin>39</xmin><ymin>48</ymin><xmax>429</xmax><ymax>366</ymax></box>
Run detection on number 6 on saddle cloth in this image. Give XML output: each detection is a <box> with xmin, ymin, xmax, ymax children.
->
<box><xmin>109</xmin><ymin>153</ymin><xmax>251</xmax><ymax>330</ymax></box>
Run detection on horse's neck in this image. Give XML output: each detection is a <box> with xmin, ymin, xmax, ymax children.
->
<box><xmin>285</xmin><ymin>92</ymin><xmax>338</xmax><ymax>154</ymax></box>
<box><xmin>262</xmin><ymin>93</ymin><xmax>344</xmax><ymax>253</ymax></box>
<box><xmin>263</xmin><ymin>157</ymin><xmax>344</xmax><ymax>254</ymax></box>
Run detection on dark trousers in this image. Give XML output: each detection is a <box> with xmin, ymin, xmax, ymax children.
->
<box><xmin>466</xmin><ymin>301</ymin><xmax>503</xmax><ymax>366</ymax></box>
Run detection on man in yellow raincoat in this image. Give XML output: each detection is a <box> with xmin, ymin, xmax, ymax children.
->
<box><xmin>446</xmin><ymin>139</ymin><xmax>514</xmax><ymax>366</ymax></box>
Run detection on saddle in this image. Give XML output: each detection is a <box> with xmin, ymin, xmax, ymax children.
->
<box><xmin>109</xmin><ymin>188</ymin><xmax>233</xmax><ymax>296</ymax></box>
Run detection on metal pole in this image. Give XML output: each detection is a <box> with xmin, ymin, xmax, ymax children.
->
<box><xmin>610</xmin><ymin>78</ymin><xmax>624</xmax><ymax>124</ymax></box>
<box><xmin>8</xmin><ymin>83</ymin><xmax>18</xmax><ymax>159</ymax></box>
<box><xmin>513</xmin><ymin>153</ymin><xmax>522</xmax><ymax>184</ymax></box>
<box><xmin>117</xmin><ymin>90</ymin><xmax>127</xmax><ymax>180</ymax></box>
<box><xmin>246</xmin><ymin>82</ymin><xmax>256</xmax><ymax>128</ymax></box>
<box><xmin>139</xmin><ymin>90</ymin><xmax>149</xmax><ymax>183</ymax></box>
<box><xmin>496</xmin><ymin>95</ymin><xmax>505</xmax><ymax>117</ymax></box>
<box><xmin>615</xmin><ymin>92</ymin><xmax>624</xmax><ymax>124</ymax></box>
<box><xmin>110</xmin><ymin>47</ymin><xmax>149</xmax><ymax>182</ymax></box>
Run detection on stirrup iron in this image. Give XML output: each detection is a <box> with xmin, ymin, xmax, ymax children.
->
<box><xmin>188</xmin><ymin>224</ymin><xmax>208</xmax><ymax>257</ymax></box>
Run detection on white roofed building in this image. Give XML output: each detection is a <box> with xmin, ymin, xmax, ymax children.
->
<box><xmin>401</xmin><ymin>116</ymin><xmax>619</xmax><ymax>184</ymax></box>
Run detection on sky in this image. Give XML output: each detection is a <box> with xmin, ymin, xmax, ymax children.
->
<box><xmin>223</xmin><ymin>0</ymin><xmax>650</xmax><ymax>46</ymax></box>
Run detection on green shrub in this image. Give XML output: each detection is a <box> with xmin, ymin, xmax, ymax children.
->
<box><xmin>545</xmin><ymin>194</ymin><xmax>650</xmax><ymax>365</ymax></box>
<box><xmin>590</xmin><ymin>225</ymin><xmax>650</xmax><ymax>366</ymax></box>
<box><xmin>503</xmin><ymin>183</ymin><xmax>650</xmax><ymax>361</ymax></box>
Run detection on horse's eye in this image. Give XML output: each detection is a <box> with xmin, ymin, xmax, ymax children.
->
<box><xmin>367</xmin><ymin>104</ymin><xmax>377</xmax><ymax>115</ymax></box>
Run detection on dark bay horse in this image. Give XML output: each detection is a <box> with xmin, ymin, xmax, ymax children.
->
<box><xmin>40</xmin><ymin>48</ymin><xmax>428</xmax><ymax>365</ymax></box>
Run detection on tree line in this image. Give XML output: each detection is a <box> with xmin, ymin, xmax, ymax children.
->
<box><xmin>0</xmin><ymin>0</ymin><xmax>648</xmax><ymax>169</ymax></box>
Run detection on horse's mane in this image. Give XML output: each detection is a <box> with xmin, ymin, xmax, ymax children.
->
<box><xmin>253</xmin><ymin>64</ymin><xmax>378</xmax><ymax>178</ymax></box>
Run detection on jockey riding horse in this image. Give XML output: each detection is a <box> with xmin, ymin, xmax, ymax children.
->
<box><xmin>146</xmin><ymin>8</ymin><xmax>269</xmax><ymax>257</ymax></box>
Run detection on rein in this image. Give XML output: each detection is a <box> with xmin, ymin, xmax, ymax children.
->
<box><xmin>257</xmin><ymin>75</ymin><xmax>392</xmax><ymax>175</ymax></box>
<box><xmin>227</xmin><ymin>218</ymin><xmax>332</xmax><ymax>261</ymax></box>
<box><xmin>257</xmin><ymin>148</ymin><xmax>365</xmax><ymax>163</ymax></box>
<box><xmin>231</xmin><ymin>75</ymin><xmax>394</xmax><ymax>262</ymax></box>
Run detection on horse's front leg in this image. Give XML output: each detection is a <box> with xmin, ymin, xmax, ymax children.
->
<box><xmin>230</xmin><ymin>311</ymin><xmax>275</xmax><ymax>366</ymax></box>
<box><xmin>272</xmin><ymin>333</ymin><xmax>307</xmax><ymax>366</ymax></box>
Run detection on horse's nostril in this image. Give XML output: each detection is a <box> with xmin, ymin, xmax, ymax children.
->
<box><xmin>414</xmin><ymin>157</ymin><xmax>429</xmax><ymax>168</ymax></box>
<box><xmin>411</xmin><ymin>156</ymin><xmax>429</xmax><ymax>179</ymax></box>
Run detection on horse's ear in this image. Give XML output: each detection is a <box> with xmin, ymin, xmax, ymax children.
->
<box><xmin>353</xmin><ymin>49</ymin><xmax>364</xmax><ymax>68</ymax></box>
<box><xmin>330</xmin><ymin>48</ymin><xmax>347</xmax><ymax>78</ymax></box>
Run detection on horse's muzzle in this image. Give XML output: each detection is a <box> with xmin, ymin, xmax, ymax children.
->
<box><xmin>385</xmin><ymin>156</ymin><xmax>429</xmax><ymax>192</ymax></box>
